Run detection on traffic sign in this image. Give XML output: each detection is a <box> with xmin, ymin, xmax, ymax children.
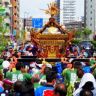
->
<box><xmin>32</xmin><ymin>18</ymin><xmax>43</xmax><ymax>28</ymax></box>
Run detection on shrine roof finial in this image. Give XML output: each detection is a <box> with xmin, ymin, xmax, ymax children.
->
<box><xmin>41</xmin><ymin>2</ymin><xmax>59</xmax><ymax>17</ymax></box>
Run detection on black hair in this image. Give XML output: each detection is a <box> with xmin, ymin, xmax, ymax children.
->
<box><xmin>73</xmin><ymin>61</ymin><xmax>82</xmax><ymax>69</ymax></box>
<box><xmin>77</xmin><ymin>68</ymin><xmax>84</xmax><ymax>78</ymax></box>
<box><xmin>3</xmin><ymin>56</ymin><xmax>8</xmax><ymax>60</ymax></box>
<box><xmin>80</xmin><ymin>89</ymin><xmax>93</xmax><ymax>96</ymax></box>
<box><xmin>14</xmin><ymin>81</ymin><xmax>22</xmax><ymax>92</ymax></box>
<box><xmin>54</xmin><ymin>83</ymin><xmax>67</xmax><ymax>96</ymax></box>
<box><xmin>26</xmin><ymin>46</ymin><xmax>31</xmax><ymax>51</ymax></box>
<box><xmin>14</xmin><ymin>80</ymin><xmax>34</xmax><ymax>96</ymax></box>
<box><xmin>44</xmin><ymin>67</ymin><xmax>52</xmax><ymax>75</ymax></box>
<box><xmin>5</xmin><ymin>49</ymin><xmax>8</xmax><ymax>51</ymax></box>
<box><xmin>82</xmin><ymin>81</ymin><xmax>94</xmax><ymax>90</ymax></box>
<box><xmin>16</xmin><ymin>62</ymin><xmax>25</xmax><ymax>70</ymax></box>
<box><xmin>46</xmin><ymin>71</ymin><xmax>56</xmax><ymax>82</ymax></box>
<box><xmin>12</xmin><ymin>52</ymin><xmax>18</xmax><ymax>58</ymax></box>
<box><xmin>21</xmin><ymin>80</ymin><xmax>34</xmax><ymax>96</ymax></box>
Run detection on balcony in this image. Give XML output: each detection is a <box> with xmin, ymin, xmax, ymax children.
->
<box><xmin>13</xmin><ymin>15</ymin><xmax>17</xmax><ymax>20</ymax></box>
<box><xmin>13</xmin><ymin>2</ymin><xmax>16</xmax><ymax>7</ymax></box>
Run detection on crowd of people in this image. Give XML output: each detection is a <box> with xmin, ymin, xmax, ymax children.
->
<box><xmin>0</xmin><ymin>40</ymin><xmax>96</xmax><ymax>96</ymax></box>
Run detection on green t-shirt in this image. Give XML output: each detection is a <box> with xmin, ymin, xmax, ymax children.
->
<box><xmin>0</xmin><ymin>59</ymin><xmax>3</xmax><ymax>70</ymax></box>
<box><xmin>34</xmin><ymin>83</ymin><xmax>41</xmax><ymax>89</ymax></box>
<box><xmin>90</xmin><ymin>59</ymin><xmax>96</xmax><ymax>66</ymax></box>
<box><xmin>23</xmin><ymin>73</ymin><xmax>32</xmax><ymax>80</ymax></box>
<box><xmin>6</xmin><ymin>70</ymin><xmax>24</xmax><ymax>82</ymax></box>
<box><xmin>6</xmin><ymin>70</ymin><xmax>31</xmax><ymax>82</ymax></box>
<box><xmin>93</xmin><ymin>68</ymin><xmax>96</xmax><ymax>77</ymax></box>
<box><xmin>62</xmin><ymin>68</ymin><xmax>77</xmax><ymax>96</ymax></box>
<box><xmin>62</xmin><ymin>68</ymin><xmax>77</xmax><ymax>86</ymax></box>
<box><xmin>0</xmin><ymin>65</ymin><xmax>3</xmax><ymax>70</ymax></box>
<box><xmin>0</xmin><ymin>59</ymin><xmax>4</xmax><ymax>65</ymax></box>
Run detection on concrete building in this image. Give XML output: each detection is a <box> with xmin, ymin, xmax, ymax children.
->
<box><xmin>23</xmin><ymin>17</ymin><xmax>49</xmax><ymax>30</ymax></box>
<box><xmin>65</xmin><ymin>21</ymin><xmax>84</xmax><ymax>30</ymax></box>
<box><xmin>10</xmin><ymin>0</ymin><xmax>20</xmax><ymax>36</ymax></box>
<box><xmin>56</xmin><ymin>0</ymin><xmax>76</xmax><ymax>24</ymax></box>
<box><xmin>84</xmin><ymin>0</ymin><xmax>96</xmax><ymax>39</ymax></box>
<box><xmin>19</xmin><ymin>18</ymin><xmax>23</xmax><ymax>31</ymax></box>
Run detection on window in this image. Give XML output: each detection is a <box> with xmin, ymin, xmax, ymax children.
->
<box><xmin>90</xmin><ymin>5</ymin><xmax>92</xmax><ymax>8</ymax></box>
<box><xmin>90</xmin><ymin>11</ymin><xmax>92</xmax><ymax>14</ymax></box>
<box><xmin>4</xmin><ymin>2</ymin><xmax>9</xmax><ymax>7</ymax></box>
<box><xmin>90</xmin><ymin>17</ymin><xmax>92</xmax><ymax>20</ymax></box>
<box><xmin>90</xmin><ymin>23</ymin><xmax>92</xmax><ymax>26</ymax></box>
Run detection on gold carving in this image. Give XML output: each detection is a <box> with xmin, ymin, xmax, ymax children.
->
<box><xmin>30</xmin><ymin>3</ymin><xmax>75</xmax><ymax>58</ymax></box>
<box><xmin>48</xmin><ymin>46</ymin><xmax>56</xmax><ymax>58</ymax></box>
<box><xmin>41</xmin><ymin>2</ymin><xmax>59</xmax><ymax>17</ymax></box>
<box><xmin>38</xmin><ymin>34</ymin><xmax>68</xmax><ymax>40</ymax></box>
<box><xmin>39</xmin><ymin>40</ymin><xmax>65</xmax><ymax>46</ymax></box>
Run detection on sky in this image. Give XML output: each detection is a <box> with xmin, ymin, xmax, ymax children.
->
<box><xmin>76</xmin><ymin>0</ymin><xmax>84</xmax><ymax>20</ymax></box>
<box><xmin>20</xmin><ymin>0</ymin><xmax>84</xmax><ymax>20</ymax></box>
<box><xmin>20</xmin><ymin>0</ymin><xmax>55</xmax><ymax>18</ymax></box>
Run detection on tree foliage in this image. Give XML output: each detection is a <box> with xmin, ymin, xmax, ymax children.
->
<box><xmin>82</xmin><ymin>28</ymin><xmax>92</xmax><ymax>38</ymax></box>
<box><xmin>0</xmin><ymin>7</ymin><xmax>9</xmax><ymax>52</ymax></box>
<box><xmin>75</xmin><ymin>29</ymin><xmax>83</xmax><ymax>38</ymax></box>
<box><xmin>74</xmin><ymin>28</ymin><xmax>92</xmax><ymax>40</ymax></box>
<box><xmin>71</xmin><ymin>39</ymin><xmax>81</xmax><ymax>45</ymax></box>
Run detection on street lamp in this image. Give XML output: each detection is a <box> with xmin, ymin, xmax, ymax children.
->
<box><xmin>24</xmin><ymin>11</ymin><xmax>29</xmax><ymax>19</ymax></box>
<box><xmin>24</xmin><ymin>12</ymin><xmax>29</xmax><ymax>30</ymax></box>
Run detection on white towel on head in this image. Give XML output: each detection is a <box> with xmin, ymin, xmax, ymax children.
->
<box><xmin>73</xmin><ymin>73</ymin><xmax>96</xmax><ymax>96</ymax></box>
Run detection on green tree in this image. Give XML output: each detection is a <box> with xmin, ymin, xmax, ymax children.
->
<box><xmin>0</xmin><ymin>6</ymin><xmax>9</xmax><ymax>52</ymax></box>
<box><xmin>75</xmin><ymin>29</ymin><xmax>83</xmax><ymax>38</ymax></box>
<box><xmin>71</xmin><ymin>38</ymin><xmax>81</xmax><ymax>45</ymax></box>
<box><xmin>82</xmin><ymin>28</ymin><xmax>92</xmax><ymax>40</ymax></box>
